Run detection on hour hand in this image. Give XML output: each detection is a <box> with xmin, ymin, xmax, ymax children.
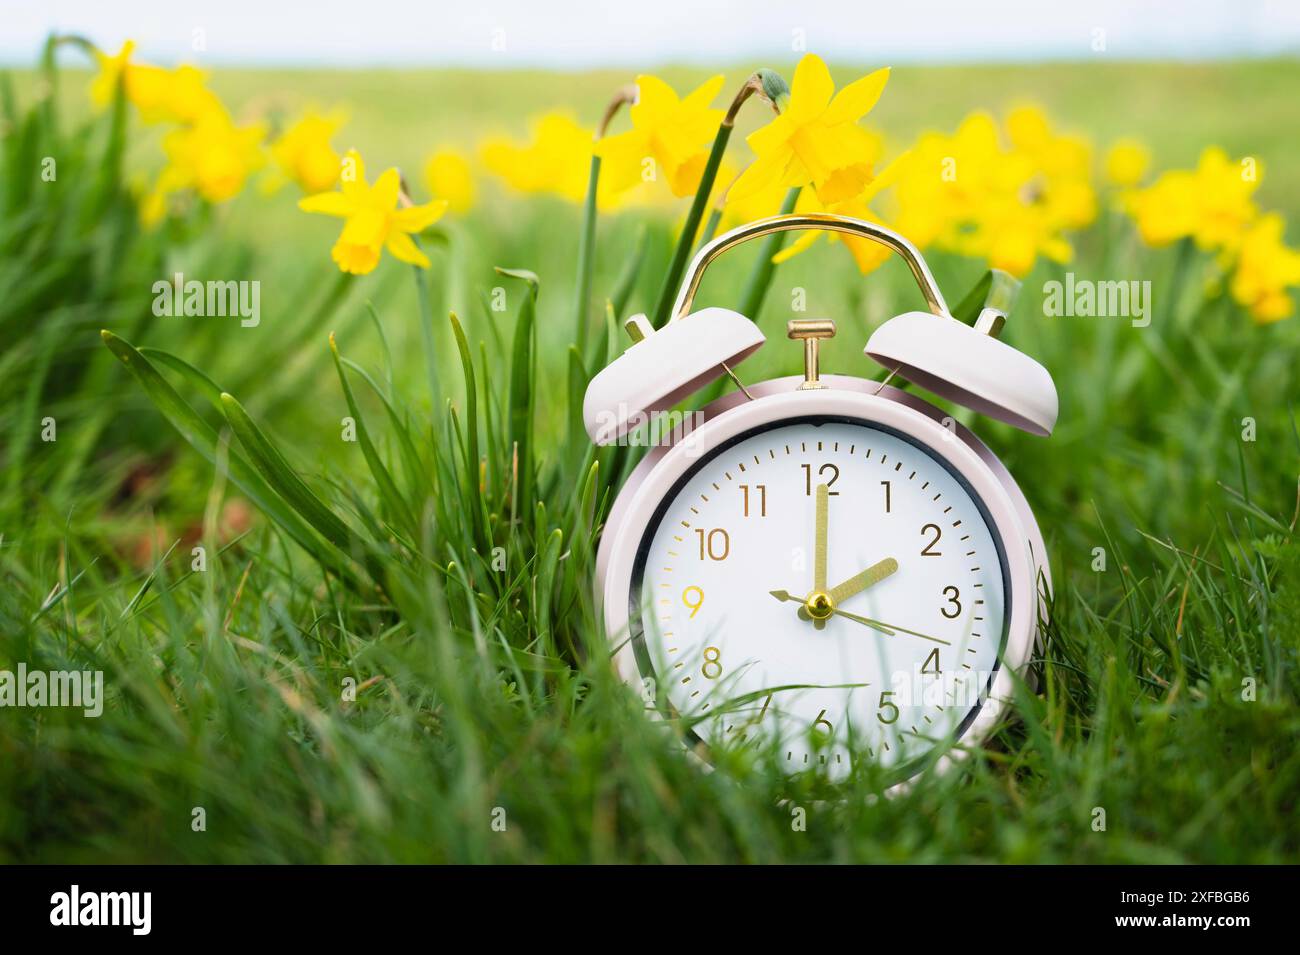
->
<box><xmin>828</xmin><ymin>557</ymin><xmax>899</xmax><ymax>605</ymax></box>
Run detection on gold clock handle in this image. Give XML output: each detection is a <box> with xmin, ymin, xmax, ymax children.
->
<box><xmin>668</xmin><ymin>212</ymin><xmax>951</xmax><ymax>322</ymax></box>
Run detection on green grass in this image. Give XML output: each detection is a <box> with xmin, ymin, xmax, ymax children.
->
<box><xmin>1</xmin><ymin>51</ymin><xmax>1299</xmax><ymax>863</ymax></box>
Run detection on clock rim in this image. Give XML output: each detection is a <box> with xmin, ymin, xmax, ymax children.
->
<box><xmin>600</xmin><ymin>385</ymin><xmax>1040</xmax><ymax>790</ymax></box>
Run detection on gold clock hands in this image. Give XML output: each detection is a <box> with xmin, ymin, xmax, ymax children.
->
<box><xmin>832</xmin><ymin>608</ymin><xmax>952</xmax><ymax>646</ymax></box>
<box><xmin>813</xmin><ymin>482</ymin><xmax>829</xmax><ymax>595</ymax></box>
<box><xmin>827</xmin><ymin>557</ymin><xmax>899</xmax><ymax>605</ymax></box>
<box><xmin>767</xmin><ymin>588</ymin><xmax>951</xmax><ymax>646</ymax></box>
<box><xmin>770</xmin><ymin>589</ymin><xmax>896</xmax><ymax>637</ymax></box>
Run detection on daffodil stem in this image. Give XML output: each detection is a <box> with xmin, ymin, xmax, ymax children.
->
<box><xmin>650</xmin><ymin>124</ymin><xmax>734</xmax><ymax>327</ymax></box>
<box><xmin>696</xmin><ymin>205</ymin><xmax>724</xmax><ymax>252</ymax></box>
<box><xmin>574</xmin><ymin>154</ymin><xmax>601</xmax><ymax>353</ymax></box>
<box><xmin>412</xmin><ymin>242</ymin><xmax>441</xmax><ymax>405</ymax></box>
<box><xmin>737</xmin><ymin>187</ymin><xmax>801</xmax><ymax>319</ymax></box>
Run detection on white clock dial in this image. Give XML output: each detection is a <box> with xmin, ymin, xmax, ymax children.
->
<box><xmin>629</xmin><ymin>416</ymin><xmax>1009</xmax><ymax>780</ymax></box>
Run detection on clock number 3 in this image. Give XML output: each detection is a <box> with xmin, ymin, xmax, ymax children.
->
<box><xmin>940</xmin><ymin>585</ymin><xmax>961</xmax><ymax>618</ymax></box>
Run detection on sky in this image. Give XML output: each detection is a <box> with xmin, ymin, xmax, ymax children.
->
<box><xmin>5</xmin><ymin>0</ymin><xmax>1299</xmax><ymax>67</ymax></box>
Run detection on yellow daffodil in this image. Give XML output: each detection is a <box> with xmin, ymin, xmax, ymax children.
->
<box><xmin>731</xmin><ymin>54</ymin><xmax>889</xmax><ymax>206</ymax></box>
<box><xmin>766</xmin><ymin>135</ymin><xmax>895</xmax><ymax>275</ymax></box>
<box><xmin>480</xmin><ymin>112</ymin><xmax>593</xmax><ymax>204</ymax></box>
<box><xmin>424</xmin><ymin>149</ymin><xmax>476</xmax><ymax>215</ymax></box>
<box><xmin>595</xmin><ymin>74</ymin><xmax>725</xmax><ymax>198</ymax></box>
<box><xmin>1006</xmin><ymin>105</ymin><xmax>1097</xmax><ymax>231</ymax></box>
<box><xmin>1127</xmin><ymin>147</ymin><xmax>1261</xmax><ymax>250</ymax></box>
<box><xmin>267</xmin><ymin>111</ymin><xmax>344</xmax><ymax>195</ymax></box>
<box><xmin>91</xmin><ymin>41</ymin><xmax>221</xmax><ymax>124</ymax></box>
<box><xmin>770</xmin><ymin>187</ymin><xmax>893</xmax><ymax>276</ymax></box>
<box><xmin>877</xmin><ymin>109</ymin><xmax>1090</xmax><ymax>277</ymax></box>
<box><xmin>1229</xmin><ymin>213</ymin><xmax>1300</xmax><ymax>323</ymax></box>
<box><xmin>299</xmin><ymin>150</ymin><xmax>447</xmax><ymax>275</ymax></box>
<box><xmin>1105</xmin><ymin>138</ymin><xmax>1151</xmax><ymax>188</ymax></box>
<box><xmin>142</xmin><ymin>105</ymin><xmax>265</xmax><ymax>223</ymax></box>
<box><xmin>480</xmin><ymin>112</ymin><xmax>642</xmax><ymax>210</ymax></box>
<box><xmin>714</xmin><ymin>158</ymin><xmax>788</xmax><ymax>229</ymax></box>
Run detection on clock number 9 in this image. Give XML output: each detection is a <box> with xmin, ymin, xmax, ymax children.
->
<box><xmin>682</xmin><ymin>586</ymin><xmax>704</xmax><ymax>618</ymax></box>
<box><xmin>695</xmin><ymin>527</ymin><xmax>730</xmax><ymax>561</ymax></box>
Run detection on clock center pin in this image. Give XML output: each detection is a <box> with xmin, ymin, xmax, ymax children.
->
<box><xmin>805</xmin><ymin>590</ymin><xmax>835</xmax><ymax>620</ymax></box>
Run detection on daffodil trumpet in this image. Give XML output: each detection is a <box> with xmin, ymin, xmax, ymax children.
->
<box><xmin>648</xmin><ymin>69</ymin><xmax>789</xmax><ymax>328</ymax></box>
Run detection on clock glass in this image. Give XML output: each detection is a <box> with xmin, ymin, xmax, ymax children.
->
<box><xmin>629</xmin><ymin>415</ymin><xmax>1011</xmax><ymax>780</ymax></box>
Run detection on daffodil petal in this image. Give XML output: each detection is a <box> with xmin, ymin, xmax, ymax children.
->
<box><xmin>681</xmin><ymin>74</ymin><xmax>725</xmax><ymax>112</ymax></box>
<box><xmin>340</xmin><ymin>149</ymin><xmax>367</xmax><ymax>198</ymax></box>
<box><xmin>823</xmin><ymin>67</ymin><xmax>890</xmax><ymax>126</ymax></box>
<box><xmin>772</xmin><ymin>230</ymin><xmax>821</xmax><ymax>264</ymax></box>
<box><xmin>787</xmin><ymin>54</ymin><xmax>834</xmax><ymax>124</ymax></box>
<box><xmin>392</xmin><ymin>199</ymin><xmax>449</xmax><ymax>233</ymax></box>
<box><xmin>729</xmin><ymin>154</ymin><xmax>785</xmax><ymax>204</ymax></box>
<box><xmin>298</xmin><ymin>191</ymin><xmax>354</xmax><ymax>216</ymax></box>
<box><xmin>386</xmin><ymin>231</ymin><xmax>431</xmax><ymax>268</ymax></box>
<box><xmin>371</xmin><ymin>168</ymin><xmax>401</xmax><ymax>211</ymax></box>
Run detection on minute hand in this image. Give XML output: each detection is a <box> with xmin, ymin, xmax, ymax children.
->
<box><xmin>832</xmin><ymin>607</ymin><xmax>952</xmax><ymax>646</ymax></box>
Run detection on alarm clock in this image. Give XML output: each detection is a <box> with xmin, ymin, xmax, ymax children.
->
<box><xmin>585</xmin><ymin>213</ymin><xmax>1055</xmax><ymax>787</ymax></box>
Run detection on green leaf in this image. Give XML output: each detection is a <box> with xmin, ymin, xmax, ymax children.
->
<box><xmin>449</xmin><ymin>312</ymin><xmax>489</xmax><ymax>557</ymax></box>
<box><xmin>329</xmin><ymin>332</ymin><xmax>417</xmax><ymax>535</ymax></box>
<box><xmin>218</xmin><ymin>390</ymin><xmax>379</xmax><ymax>581</ymax></box>
<box><xmin>952</xmin><ymin>269</ymin><xmax>1022</xmax><ymax>325</ymax></box>
<box><xmin>99</xmin><ymin>330</ymin><xmax>346</xmax><ymax>578</ymax></box>
<box><xmin>498</xmin><ymin>268</ymin><xmax>538</xmax><ymax>524</ymax></box>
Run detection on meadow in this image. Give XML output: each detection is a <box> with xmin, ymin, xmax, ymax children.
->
<box><xmin>1</xmin><ymin>50</ymin><xmax>1298</xmax><ymax>862</ymax></box>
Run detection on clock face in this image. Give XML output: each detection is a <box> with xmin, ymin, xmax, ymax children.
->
<box><xmin>628</xmin><ymin>415</ymin><xmax>1010</xmax><ymax>781</ymax></box>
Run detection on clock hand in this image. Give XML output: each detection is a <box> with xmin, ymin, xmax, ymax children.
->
<box><xmin>804</xmin><ymin>483</ymin><xmax>833</xmax><ymax>629</ymax></box>
<box><xmin>770</xmin><ymin>556</ymin><xmax>896</xmax><ymax>625</ymax></box>
<box><xmin>767</xmin><ymin>589</ymin><xmax>950</xmax><ymax>645</ymax></box>
<box><xmin>769</xmin><ymin>588</ymin><xmax>896</xmax><ymax>637</ymax></box>
<box><xmin>827</xmin><ymin>557</ymin><xmax>899</xmax><ymax>605</ymax></box>
<box><xmin>813</xmin><ymin>482</ymin><xmax>829</xmax><ymax>595</ymax></box>
<box><xmin>831</xmin><ymin>608</ymin><xmax>951</xmax><ymax>646</ymax></box>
